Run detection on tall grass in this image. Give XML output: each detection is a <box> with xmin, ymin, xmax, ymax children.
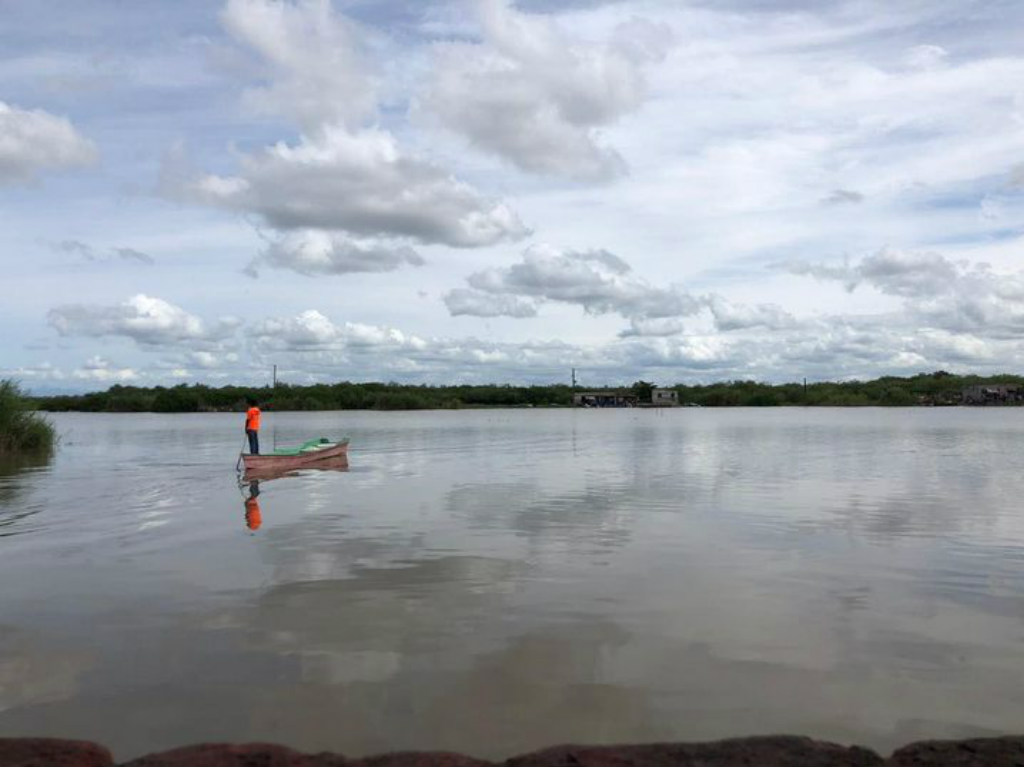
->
<box><xmin>0</xmin><ymin>379</ymin><xmax>56</xmax><ymax>454</ymax></box>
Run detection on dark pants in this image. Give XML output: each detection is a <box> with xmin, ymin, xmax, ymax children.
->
<box><xmin>246</xmin><ymin>429</ymin><xmax>259</xmax><ymax>455</ymax></box>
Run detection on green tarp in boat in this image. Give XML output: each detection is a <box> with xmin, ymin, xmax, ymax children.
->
<box><xmin>268</xmin><ymin>438</ymin><xmax>345</xmax><ymax>456</ymax></box>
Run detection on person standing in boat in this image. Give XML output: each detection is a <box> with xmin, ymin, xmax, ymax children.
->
<box><xmin>244</xmin><ymin>398</ymin><xmax>261</xmax><ymax>455</ymax></box>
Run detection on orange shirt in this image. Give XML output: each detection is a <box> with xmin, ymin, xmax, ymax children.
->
<box><xmin>246</xmin><ymin>406</ymin><xmax>261</xmax><ymax>431</ymax></box>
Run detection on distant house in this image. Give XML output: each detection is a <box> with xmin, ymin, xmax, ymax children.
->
<box><xmin>650</xmin><ymin>388</ymin><xmax>679</xmax><ymax>407</ymax></box>
<box><xmin>573</xmin><ymin>391</ymin><xmax>638</xmax><ymax>408</ymax></box>
<box><xmin>961</xmin><ymin>384</ymin><xmax>1024</xmax><ymax>405</ymax></box>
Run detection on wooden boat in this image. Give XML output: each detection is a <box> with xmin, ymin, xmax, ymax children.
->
<box><xmin>240</xmin><ymin>437</ymin><xmax>349</xmax><ymax>472</ymax></box>
<box><xmin>242</xmin><ymin>455</ymin><xmax>349</xmax><ymax>482</ymax></box>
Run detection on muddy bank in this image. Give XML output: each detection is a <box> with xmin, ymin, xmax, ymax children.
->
<box><xmin>4</xmin><ymin>734</ymin><xmax>1024</xmax><ymax>766</ymax></box>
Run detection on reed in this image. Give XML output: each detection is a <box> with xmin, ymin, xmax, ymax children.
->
<box><xmin>0</xmin><ymin>379</ymin><xmax>56</xmax><ymax>454</ymax></box>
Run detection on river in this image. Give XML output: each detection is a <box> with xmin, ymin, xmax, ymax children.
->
<box><xmin>2</xmin><ymin>408</ymin><xmax>1024</xmax><ymax>760</ymax></box>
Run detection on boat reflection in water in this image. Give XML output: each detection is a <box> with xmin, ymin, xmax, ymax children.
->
<box><xmin>239</xmin><ymin>455</ymin><xmax>349</xmax><ymax>531</ymax></box>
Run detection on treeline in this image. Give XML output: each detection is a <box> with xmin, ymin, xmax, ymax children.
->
<box><xmin>675</xmin><ymin>371</ymin><xmax>1022</xmax><ymax>407</ymax></box>
<box><xmin>34</xmin><ymin>382</ymin><xmax>576</xmax><ymax>413</ymax></box>
<box><xmin>28</xmin><ymin>371</ymin><xmax>1024</xmax><ymax>413</ymax></box>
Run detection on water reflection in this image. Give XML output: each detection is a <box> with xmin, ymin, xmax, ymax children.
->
<box><xmin>0</xmin><ymin>453</ymin><xmax>52</xmax><ymax>538</ymax></box>
<box><xmin>243</xmin><ymin>481</ymin><xmax>262</xmax><ymax>531</ymax></box>
<box><xmin>238</xmin><ymin>456</ymin><xmax>350</xmax><ymax>531</ymax></box>
<box><xmin>241</xmin><ymin>455</ymin><xmax>349</xmax><ymax>484</ymax></box>
<box><xmin>5</xmin><ymin>410</ymin><xmax>1024</xmax><ymax>759</ymax></box>
<box><xmin>0</xmin><ymin>626</ymin><xmax>94</xmax><ymax>714</ymax></box>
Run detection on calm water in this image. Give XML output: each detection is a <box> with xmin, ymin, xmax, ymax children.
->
<box><xmin>3</xmin><ymin>408</ymin><xmax>1024</xmax><ymax>760</ymax></box>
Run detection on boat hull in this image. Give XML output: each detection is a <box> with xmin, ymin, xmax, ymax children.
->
<box><xmin>242</xmin><ymin>455</ymin><xmax>349</xmax><ymax>482</ymax></box>
<box><xmin>241</xmin><ymin>441</ymin><xmax>349</xmax><ymax>472</ymax></box>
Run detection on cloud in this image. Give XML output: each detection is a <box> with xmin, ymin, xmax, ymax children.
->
<box><xmin>192</xmin><ymin>126</ymin><xmax>528</xmax><ymax>248</ymax></box>
<box><xmin>250</xmin><ymin>311</ymin><xmax>431</xmax><ymax>358</ymax></box>
<box><xmin>221</xmin><ymin>0</ymin><xmax>377</xmax><ymax>131</ymax></box>
<box><xmin>176</xmin><ymin>0</ymin><xmax>528</xmax><ymax>259</ymax></box>
<box><xmin>48</xmin><ymin>240</ymin><xmax>155</xmax><ymax>265</ymax></box>
<box><xmin>705</xmin><ymin>295</ymin><xmax>796</xmax><ymax>331</ymax></box>
<box><xmin>443</xmin><ymin>288</ymin><xmax>538</xmax><ymax>318</ymax></box>
<box><xmin>72</xmin><ymin>356</ymin><xmax>139</xmax><ymax>382</ymax></box>
<box><xmin>0</xmin><ymin>101</ymin><xmax>97</xmax><ymax>184</ymax></box>
<box><xmin>904</xmin><ymin>44</ymin><xmax>948</xmax><ymax>70</ymax></box>
<box><xmin>246</xmin><ymin>229</ymin><xmax>424</xmax><ymax>276</ymax></box>
<box><xmin>822</xmin><ymin>189</ymin><xmax>864</xmax><ymax>205</ymax></box>
<box><xmin>423</xmin><ymin>0</ymin><xmax>671</xmax><ymax>180</ymax></box>
<box><xmin>187</xmin><ymin>350</ymin><xmax>238</xmax><ymax>368</ymax></box>
<box><xmin>48</xmin><ymin>294</ymin><xmax>240</xmax><ymax>347</ymax></box>
<box><xmin>0</xmin><ymin>363</ymin><xmax>65</xmax><ymax>382</ymax></box>
<box><xmin>617</xmin><ymin>317</ymin><xmax>684</xmax><ymax>338</ymax></box>
<box><xmin>856</xmin><ymin>249</ymin><xmax>961</xmax><ymax>298</ymax></box>
<box><xmin>248</xmin><ymin>309</ymin><xmax>585</xmax><ymax>378</ymax></box>
<box><xmin>779</xmin><ymin>249</ymin><xmax>1024</xmax><ymax>336</ymax></box>
<box><xmin>460</xmin><ymin>244</ymin><xmax>702</xmax><ymax>320</ymax></box>
<box><xmin>53</xmin><ymin>239</ymin><xmax>97</xmax><ymax>259</ymax></box>
<box><xmin>112</xmin><ymin>247</ymin><xmax>155</xmax><ymax>265</ymax></box>
<box><xmin>778</xmin><ymin>249</ymin><xmax>960</xmax><ymax>298</ymax></box>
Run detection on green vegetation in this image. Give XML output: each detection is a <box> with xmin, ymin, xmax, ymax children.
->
<box><xmin>0</xmin><ymin>380</ymin><xmax>57</xmax><ymax>454</ymax></box>
<box><xmin>673</xmin><ymin>371</ymin><xmax>1019</xmax><ymax>407</ymax></box>
<box><xmin>35</xmin><ymin>381</ymin><xmax>576</xmax><ymax>413</ymax></box>
<box><xmin>631</xmin><ymin>380</ymin><xmax>655</xmax><ymax>403</ymax></box>
<box><xmin>28</xmin><ymin>371</ymin><xmax>1024</xmax><ymax>413</ymax></box>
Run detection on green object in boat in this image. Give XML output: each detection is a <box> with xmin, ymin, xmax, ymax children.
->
<box><xmin>269</xmin><ymin>437</ymin><xmax>345</xmax><ymax>456</ymax></box>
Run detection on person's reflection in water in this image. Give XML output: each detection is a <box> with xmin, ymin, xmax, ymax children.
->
<box><xmin>244</xmin><ymin>480</ymin><xmax>262</xmax><ymax>531</ymax></box>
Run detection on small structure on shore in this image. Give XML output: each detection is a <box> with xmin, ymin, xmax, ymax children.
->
<box><xmin>573</xmin><ymin>391</ymin><xmax>638</xmax><ymax>407</ymax></box>
<box><xmin>961</xmin><ymin>384</ymin><xmax>1024</xmax><ymax>405</ymax></box>
<box><xmin>650</xmin><ymin>388</ymin><xmax>679</xmax><ymax>407</ymax></box>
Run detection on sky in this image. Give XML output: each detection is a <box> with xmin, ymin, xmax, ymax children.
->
<box><xmin>3</xmin><ymin>0</ymin><xmax>1024</xmax><ymax>392</ymax></box>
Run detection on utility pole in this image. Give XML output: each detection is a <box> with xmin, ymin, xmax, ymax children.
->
<box><xmin>803</xmin><ymin>377</ymin><xmax>807</xmax><ymax>403</ymax></box>
<box><xmin>571</xmin><ymin>368</ymin><xmax>577</xmax><ymax>407</ymax></box>
<box><xmin>271</xmin><ymin>364</ymin><xmax>278</xmax><ymax>451</ymax></box>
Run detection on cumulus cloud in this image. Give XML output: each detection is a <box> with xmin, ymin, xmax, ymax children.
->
<box><xmin>250</xmin><ymin>310</ymin><xmax>426</xmax><ymax>352</ymax></box>
<box><xmin>462</xmin><ymin>244</ymin><xmax>702</xmax><ymax>321</ymax></box>
<box><xmin>443</xmin><ymin>288</ymin><xmax>538</xmax><ymax>318</ymax></box>
<box><xmin>856</xmin><ymin>249</ymin><xmax>962</xmax><ymax>298</ymax></box>
<box><xmin>246</xmin><ymin>229</ymin><xmax>424</xmax><ymax>276</ymax></box>
<box><xmin>618</xmin><ymin>317</ymin><xmax>684</xmax><ymax>338</ymax></box>
<box><xmin>247</xmin><ymin>309</ymin><xmax>590</xmax><ymax>379</ymax></box>
<box><xmin>778</xmin><ymin>249</ymin><xmax>961</xmax><ymax>298</ymax></box>
<box><xmin>706</xmin><ymin>295</ymin><xmax>796</xmax><ymax>331</ymax></box>
<box><xmin>193</xmin><ymin>126</ymin><xmax>527</xmax><ymax>247</ymax></box>
<box><xmin>48</xmin><ymin>294</ymin><xmax>240</xmax><ymax>347</ymax></box>
<box><xmin>179</xmin><ymin>0</ymin><xmax>528</xmax><ymax>261</ymax></box>
<box><xmin>0</xmin><ymin>363</ymin><xmax>65</xmax><ymax>382</ymax></box>
<box><xmin>779</xmin><ymin>249</ymin><xmax>1024</xmax><ymax>336</ymax></box>
<box><xmin>424</xmin><ymin>0</ymin><xmax>671</xmax><ymax>180</ymax></box>
<box><xmin>222</xmin><ymin>0</ymin><xmax>376</xmax><ymax>131</ymax></box>
<box><xmin>72</xmin><ymin>356</ymin><xmax>139</xmax><ymax>382</ymax></box>
<box><xmin>0</xmin><ymin>101</ymin><xmax>96</xmax><ymax>184</ymax></box>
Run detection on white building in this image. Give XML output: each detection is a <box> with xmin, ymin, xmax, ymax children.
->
<box><xmin>651</xmin><ymin>388</ymin><xmax>679</xmax><ymax>406</ymax></box>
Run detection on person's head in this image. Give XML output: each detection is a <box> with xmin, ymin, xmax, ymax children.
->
<box><xmin>247</xmin><ymin>397</ymin><xmax>258</xmax><ymax>408</ymax></box>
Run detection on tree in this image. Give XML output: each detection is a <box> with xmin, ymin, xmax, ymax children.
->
<box><xmin>631</xmin><ymin>380</ymin><xmax>655</xmax><ymax>403</ymax></box>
